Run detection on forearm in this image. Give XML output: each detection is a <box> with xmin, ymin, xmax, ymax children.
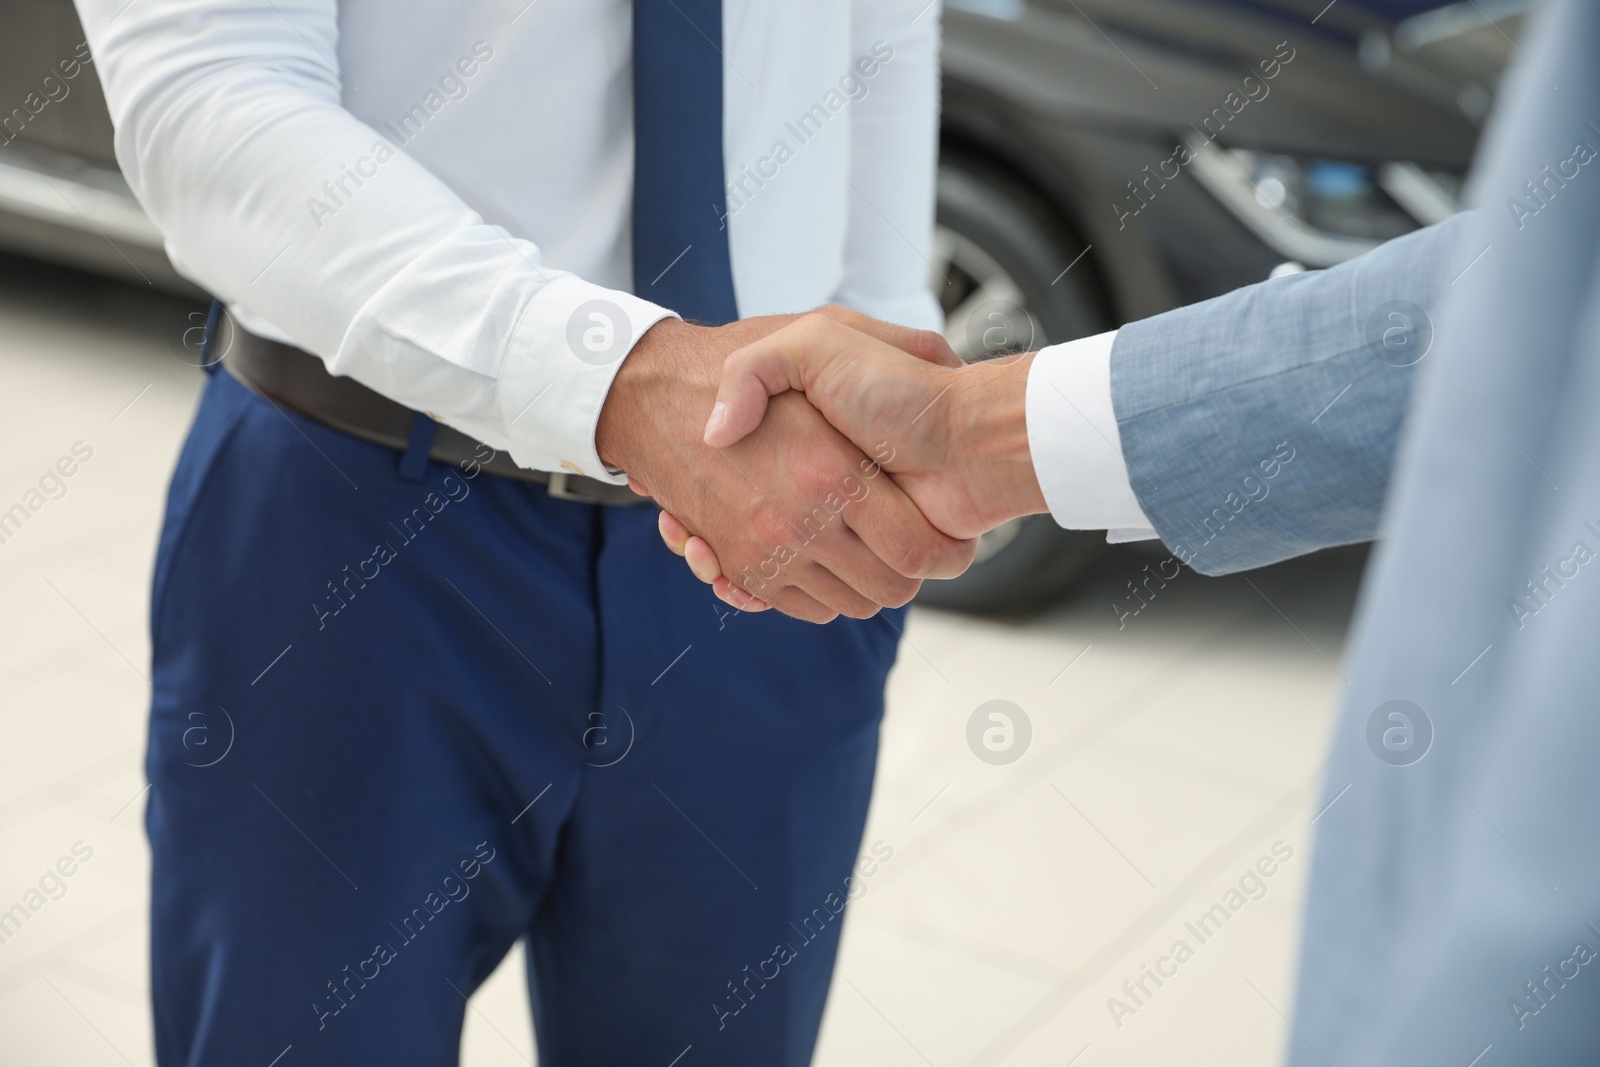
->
<box><xmin>80</xmin><ymin>0</ymin><xmax>669</xmax><ymax>479</ymax></box>
<box><xmin>1111</xmin><ymin>212</ymin><xmax>1476</xmax><ymax>574</ymax></box>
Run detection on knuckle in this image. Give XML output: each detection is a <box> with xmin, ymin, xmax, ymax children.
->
<box><xmin>790</xmin><ymin>452</ymin><xmax>844</xmax><ymax>502</ymax></box>
<box><xmin>880</xmin><ymin>575</ymin><xmax>920</xmax><ymax>609</ymax></box>
<box><xmin>750</xmin><ymin>507</ymin><xmax>792</xmax><ymax>549</ymax></box>
<box><xmin>816</xmin><ymin>304</ymin><xmax>860</xmax><ymax>327</ymax></box>
<box><xmin>895</xmin><ymin>536</ymin><xmax>934</xmax><ymax>578</ymax></box>
<box><xmin>915</xmin><ymin>329</ymin><xmax>950</xmax><ymax>360</ymax></box>
<box><xmin>947</xmin><ymin>537</ymin><xmax>980</xmax><ymax>574</ymax></box>
<box><xmin>802</xmin><ymin>472</ymin><xmax>842</xmax><ymax>506</ymax></box>
<box><xmin>797</xmin><ymin>310</ymin><xmax>845</xmax><ymax>344</ymax></box>
<box><xmin>959</xmin><ymin>538</ymin><xmax>979</xmax><ymax>568</ymax></box>
<box><xmin>777</xmin><ymin>591</ymin><xmax>834</xmax><ymax>625</ymax></box>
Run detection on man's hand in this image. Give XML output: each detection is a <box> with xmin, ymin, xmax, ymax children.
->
<box><xmin>654</xmin><ymin>309</ymin><xmax>1050</xmax><ymax>613</ymax></box>
<box><xmin>596</xmin><ymin>314</ymin><xmax>977</xmax><ymax>623</ymax></box>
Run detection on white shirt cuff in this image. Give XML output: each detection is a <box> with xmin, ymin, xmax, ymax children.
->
<box><xmin>1025</xmin><ymin>329</ymin><xmax>1158</xmax><ymax>541</ymax></box>
<box><xmin>496</xmin><ymin>277</ymin><xmax>677</xmax><ymax>484</ymax></box>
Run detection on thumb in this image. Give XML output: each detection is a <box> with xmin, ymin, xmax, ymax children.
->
<box><xmin>814</xmin><ymin>305</ymin><xmax>962</xmax><ymax>368</ymax></box>
<box><xmin>703</xmin><ymin>314</ymin><xmax>851</xmax><ymax>448</ymax></box>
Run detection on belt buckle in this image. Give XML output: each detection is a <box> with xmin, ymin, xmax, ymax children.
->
<box><xmin>546</xmin><ymin>471</ymin><xmax>627</xmax><ymax>505</ymax></box>
<box><xmin>546</xmin><ymin>471</ymin><xmax>646</xmax><ymax>507</ymax></box>
<box><xmin>545</xmin><ymin>471</ymin><xmax>587</xmax><ymax>501</ymax></box>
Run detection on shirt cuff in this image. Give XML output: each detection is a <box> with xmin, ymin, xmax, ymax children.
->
<box><xmin>1025</xmin><ymin>329</ymin><xmax>1158</xmax><ymax>541</ymax></box>
<box><xmin>496</xmin><ymin>276</ymin><xmax>677</xmax><ymax>484</ymax></box>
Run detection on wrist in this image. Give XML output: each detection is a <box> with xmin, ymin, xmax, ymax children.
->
<box><xmin>595</xmin><ymin>317</ymin><xmax>713</xmax><ymax>476</ymax></box>
<box><xmin>953</xmin><ymin>352</ymin><xmax>1049</xmax><ymax>525</ymax></box>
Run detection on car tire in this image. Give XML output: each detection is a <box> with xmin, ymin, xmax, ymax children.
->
<box><xmin>915</xmin><ymin>155</ymin><xmax>1111</xmax><ymax>616</ymax></box>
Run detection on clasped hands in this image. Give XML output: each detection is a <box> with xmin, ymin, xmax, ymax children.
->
<box><xmin>595</xmin><ymin>307</ymin><xmax>1047</xmax><ymax>623</ymax></box>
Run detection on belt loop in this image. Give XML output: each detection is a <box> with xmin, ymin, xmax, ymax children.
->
<box><xmin>398</xmin><ymin>411</ymin><xmax>437</xmax><ymax>482</ymax></box>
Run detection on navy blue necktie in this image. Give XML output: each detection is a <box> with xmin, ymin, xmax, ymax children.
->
<box><xmin>631</xmin><ymin>0</ymin><xmax>739</xmax><ymax>326</ymax></box>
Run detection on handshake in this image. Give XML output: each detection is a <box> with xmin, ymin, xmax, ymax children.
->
<box><xmin>594</xmin><ymin>307</ymin><xmax>1050</xmax><ymax>623</ymax></box>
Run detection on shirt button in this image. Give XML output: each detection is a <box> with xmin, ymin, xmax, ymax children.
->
<box><xmin>559</xmin><ymin>460</ymin><xmax>586</xmax><ymax>476</ymax></box>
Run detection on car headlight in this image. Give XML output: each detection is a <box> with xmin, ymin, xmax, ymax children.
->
<box><xmin>1240</xmin><ymin>153</ymin><xmax>1418</xmax><ymax>242</ymax></box>
<box><xmin>1186</xmin><ymin>136</ymin><xmax>1464</xmax><ymax>267</ymax></box>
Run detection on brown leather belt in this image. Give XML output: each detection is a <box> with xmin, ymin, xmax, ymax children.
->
<box><xmin>221</xmin><ymin>321</ymin><xmax>647</xmax><ymax>506</ymax></box>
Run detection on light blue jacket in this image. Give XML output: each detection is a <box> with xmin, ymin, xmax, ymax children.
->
<box><xmin>1114</xmin><ymin>211</ymin><xmax>1469</xmax><ymax>577</ymax></box>
<box><xmin>1108</xmin><ymin>1</ymin><xmax>1600</xmax><ymax>1062</ymax></box>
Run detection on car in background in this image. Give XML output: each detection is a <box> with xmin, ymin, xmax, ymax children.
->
<box><xmin>920</xmin><ymin>0</ymin><xmax>1521</xmax><ymax>612</ymax></box>
<box><xmin>0</xmin><ymin>0</ymin><xmax>1525</xmax><ymax>613</ymax></box>
<box><xmin>0</xmin><ymin>2</ymin><xmax>189</xmax><ymax>293</ymax></box>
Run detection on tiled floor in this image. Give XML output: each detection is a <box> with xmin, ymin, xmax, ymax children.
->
<box><xmin>0</xmin><ymin>259</ymin><xmax>1363</xmax><ymax>1066</ymax></box>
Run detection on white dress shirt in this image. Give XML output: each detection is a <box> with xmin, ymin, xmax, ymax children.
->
<box><xmin>78</xmin><ymin>0</ymin><xmax>942</xmax><ymax>483</ymax></box>
<box><xmin>1026</xmin><ymin>330</ymin><xmax>1159</xmax><ymax>541</ymax></box>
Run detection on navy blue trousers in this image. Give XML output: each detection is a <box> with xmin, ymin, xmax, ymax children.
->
<box><xmin>147</xmin><ymin>369</ymin><xmax>902</xmax><ymax>1066</ymax></box>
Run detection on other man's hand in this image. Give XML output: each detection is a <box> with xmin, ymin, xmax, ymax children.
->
<box><xmin>596</xmin><ymin>314</ymin><xmax>977</xmax><ymax>623</ymax></box>
<box><xmin>655</xmin><ymin>309</ymin><xmax>1050</xmax><ymax>613</ymax></box>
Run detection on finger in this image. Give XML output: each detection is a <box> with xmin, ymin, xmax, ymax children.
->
<box><xmin>662</xmin><ymin>520</ymin><xmax>765</xmax><ymax>608</ymax></box>
<box><xmin>763</xmin><ymin>585</ymin><xmax>839</xmax><ymax>625</ymax></box>
<box><xmin>814</xmin><ymin>305</ymin><xmax>962</xmax><ymax>368</ymax></box>
<box><xmin>792</xmin><ymin>561</ymin><xmax>890</xmax><ymax>620</ymax></box>
<box><xmin>800</xmin><ymin>524</ymin><xmax>922</xmax><ymax>609</ymax></box>
<box><xmin>713</xmin><ymin>577</ymin><xmax>770</xmax><ymax>612</ymax></box>
<box><xmin>628</xmin><ymin>474</ymin><xmax>652</xmax><ymax>497</ymax></box>
<box><xmin>708</xmin><ymin>314</ymin><xmax>951</xmax><ymax>450</ymax></box>
<box><xmin>838</xmin><ymin>471</ymin><xmax>978</xmax><ymax>580</ymax></box>
<box><xmin>684</xmin><ymin>536</ymin><xmax>722</xmax><ymax>585</ymax></box>
<box><xmin>657</xmin><ymin>510</ymin><xmax>690</xmax><ymax>556</ymax></box>
<box><xmin>704</xmin><ymin>315</ymin><xmax>847</xmax><ymax>448</ymax></box>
